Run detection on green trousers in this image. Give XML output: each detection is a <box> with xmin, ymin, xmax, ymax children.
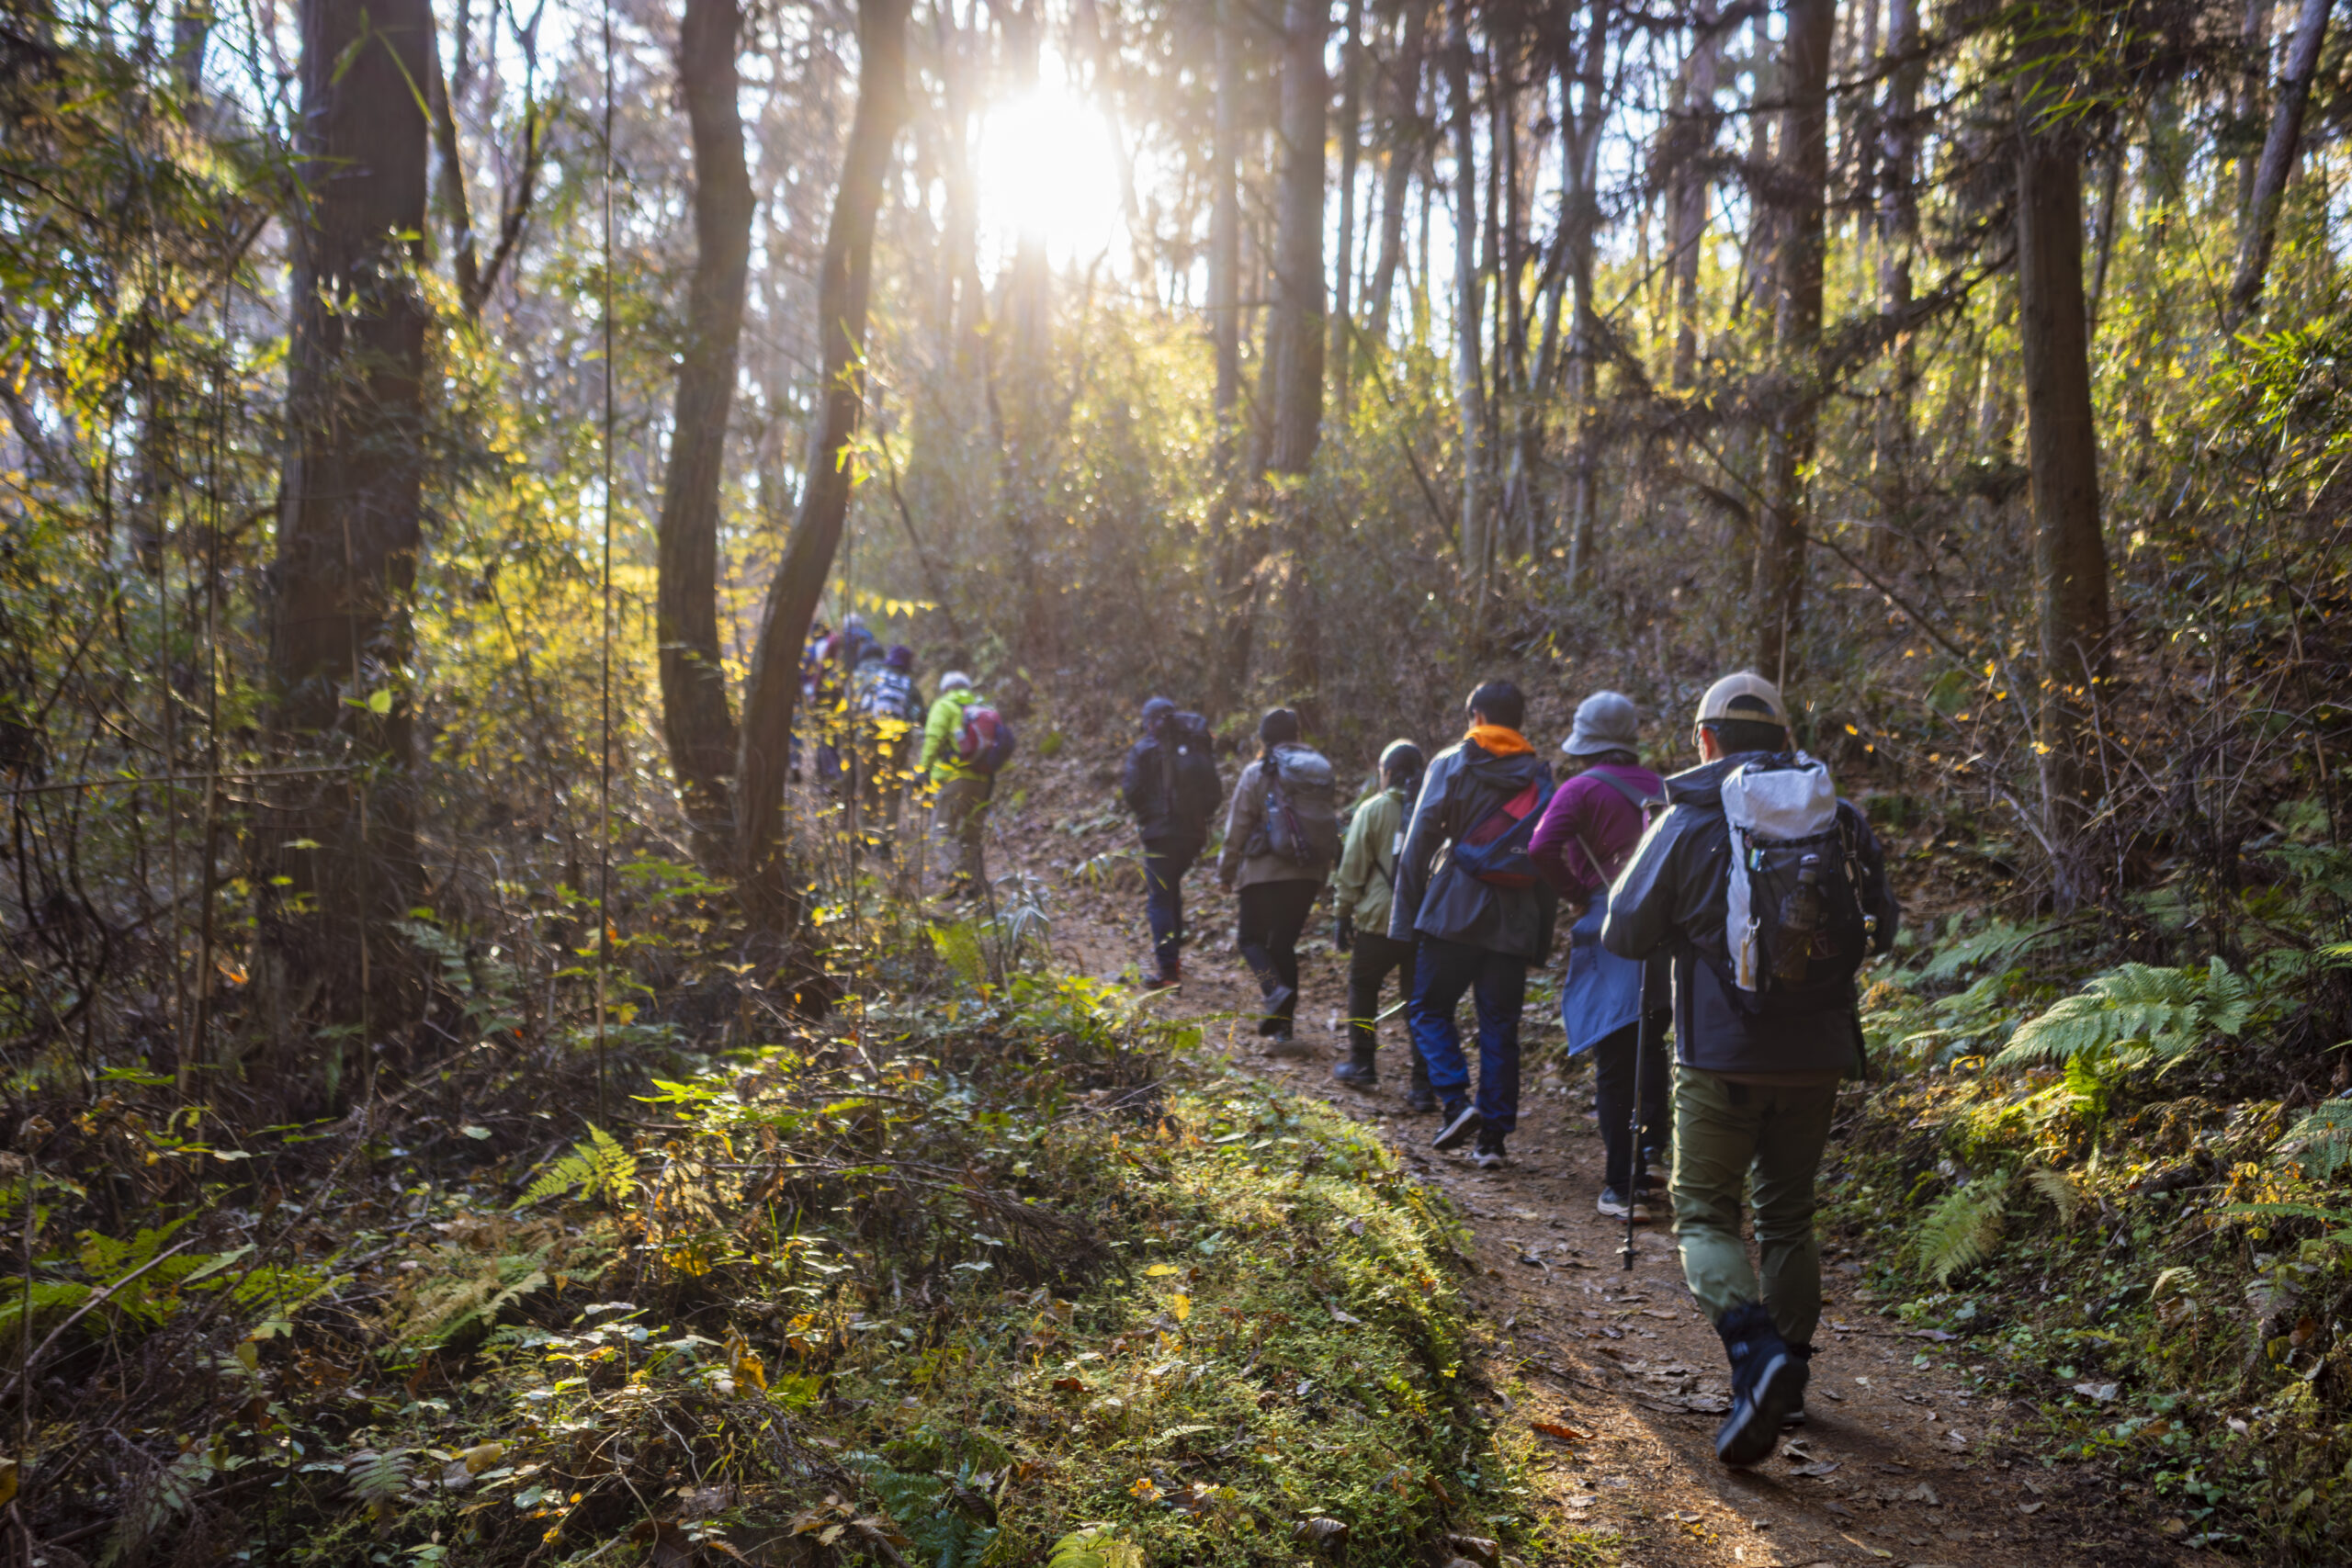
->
<box><xmin>1669</xmin><ymin>1066</ymin><xmax>1839</xmax><ymax>1348</ymax></box>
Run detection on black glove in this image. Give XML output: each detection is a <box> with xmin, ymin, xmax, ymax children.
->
<box><xmin>1336</xmin><ymin>915</ymin><xmax>1355</xmax><ymax>953</ymax></box>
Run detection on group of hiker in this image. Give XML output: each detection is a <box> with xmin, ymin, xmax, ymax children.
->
<box><xmin>1116</xmin><ymin>671</ymin><xmax>1901</xmax><ymax>1468</ymax></box>
<box><xmin>797</xmin><ymin>616</ymin><xmax>1015</xmax><ymax>898</ymax></box>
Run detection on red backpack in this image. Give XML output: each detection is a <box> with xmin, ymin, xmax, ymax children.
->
<box><xmin>1451</xmin><ymin>777</ymin><xmax>1555</xmax><ymax>888</ymax></box>
<box><xmin>955</xmin><ymin>703</ymin><xmax>1018</xmax><ymax>774</ymax></box>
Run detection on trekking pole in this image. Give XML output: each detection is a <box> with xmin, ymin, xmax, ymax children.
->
<box><xmin>1622</xmin><ymin>1002</ymin><xmax>1645</xmax><ymax>1272</ymax></box>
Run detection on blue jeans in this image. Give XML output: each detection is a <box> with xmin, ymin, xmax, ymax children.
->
<box><xmin>1408</xmin><ymin>935</ymin><xmax>1527</xmax><ymax>1134</ymax></box>
<box><xmin>1141</xmin><ymin>836</ymin><xmax>1200</xmax><ymax>976</ymax></box>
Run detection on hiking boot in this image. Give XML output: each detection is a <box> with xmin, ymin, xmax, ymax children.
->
<box><xmin>1139</xmin><ymin>960</ymin><xmax>1182</xmax><ymax>991</ymax></box>
<box><xmin>1261</xmin><ymin>983</ymin><xmax>1297</xmax><ymax>1023</ymax></box>
<box><xmin>1331</xmin><ymin>1043</ymin><xmax>1379</xmax><ymax>1091</ymax></box>
<box><xmin>1781</xmin><ymin>1344</ymin><xmax>1814</xmax><ymax>1427</ymax></box>
<box><xmin>1596</xmin><ymin>1187</ymin><xmax>1650</xmax><ymax>1223</ymax></box>
<box><xmin>1403</xmin><ymin>1082</ymin><xmax>1441</xmax><ymax>1114</ymax></box>
<box><xmin>1713</xmin><ymin>1302</ymin><xmax>1805</xmax><ymax>1467</ymax></box>
<box><xmin>1432</xmin><ymin>1100</ymin><xmax>1481</xmax><ymax>1151</ymax></box>
<box><xmin>1472</xmin><ymin>1129</ymin><xmax>1508</xmax><ymax>1169</ymax></box>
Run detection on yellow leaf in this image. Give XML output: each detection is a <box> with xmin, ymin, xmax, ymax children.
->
<box><xmin>1144</xmin><ymin>1263</ymin><xmax>1179</xmax><ymax>1277</ymax></box>
<box><xmin>462</xmin><ymin>1440</ymin><xmax>506</xmax><ymax>1474</ymax></box>
<box><xmin>0</xmin><ymin>1457</ymin><xmax>17</xmax><ymax>1506</ymax></box>
<box><xmin>1170</xmin><ymin>1293</ymin><xmax>1191</xmax><ymax>1323</ymax></box>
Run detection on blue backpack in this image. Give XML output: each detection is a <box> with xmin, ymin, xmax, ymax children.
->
<box><xmin>1446</xmin><ymin>775</ymin><xmax>1556</xmax><ymax>889</ymax></box>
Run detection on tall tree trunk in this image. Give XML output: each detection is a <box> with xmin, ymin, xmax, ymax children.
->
<box><xmin>2227</xmin><ymin>0</ymin><xmax>2334</xmax><ymax>326</ymax></box>
<box><xmin>1329</xmin><ymin>0</ymin><xmax>1363</xmax><ymax>412</ymax></box>
<box><xmin>1871</xmin><ymin>0</ymin><xmax>1920</xmax><ymax>568</ymax></box>
<box><xmin>2235</xmin><ymin>0</ymin><xmax>2276</xmax><ymax>225</ymax></box>
<box><xmin>1750</xmin><ymin>0</ymin><xmax>1832</xmax><ymax>682</ymax></box>
<box><xmin>262</xmin><ymin>0</ymin><xmax>433</xmax><ymax>1090</ymax></box>
<box><xmin>1271</xmin><ymin>0</ymin><xmax>1327</xmax><ymax>704</ymax></box>
<box><xmin>1557</xmin><ymin>2</ymin><xmax>1607</xmax><ymax>588</ymax></box>
<box><xmin>2017</xmin><ymin>28</ymin><xmax>2110</xmax><ymax>906</ymax></box>
<box><xmin>1668</xmin><ymin>0</ymin><xmax>1720</xmax><ymax>389</ymax></box>
<box><xmin>1444</xmin><ymin>0</ymin><xmax>1484</xmax><ymax>581</ymax></box>
<box><xmin>735</xmin><ymin>0</ymin><xmax>910</xmax><ymax>921</ymax></box>
<box><xmin>1365</xmin><ymin>0</ymin><xmax>1431</xmax><ymax>347</ymax></box>
<box><xmin>1206</xmin><ymin>0</ymin><xmax>1252</xmax><ymax>716</ymax></box>
<box><xmin>655</xmin><ymin>0</ymin><xmax>752</xmax><ymax>873</ymax></box>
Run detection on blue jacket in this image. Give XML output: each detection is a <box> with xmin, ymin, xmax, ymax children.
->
<box><xmin>1601</xmin><ymin>751</ymin><xmax>1900</xmax><ymax>1077</ymax></box>
<box><xmin>1387</xmin><ymin>738</ymin><xmax>1557</xmax><ymax>961</ymax></box>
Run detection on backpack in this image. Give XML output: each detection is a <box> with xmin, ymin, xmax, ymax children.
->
<box><xmin>955</xmin><ymin>702</ymin><xmax>1018</xmax><ymax>774</ymax></box>
<box><xmin>1164</xmin><ymin>714</ymin><xmax>1222</xmax><ymax>832</ymax></box>
<box><xmin>1260</xmin><ymin>745</ymin><xmax>1340</xmax><ymax>867</ymax></box>
<box><xmin>858</xmin><ymin>668</ymin><xmax>920</xmax><ymax>724</ymax></box>
<box><xmin>1447</xmin><ymin>773</ymin><xmax>1557</xmax><ymax>889</ymax></box>
<box><xmin>1715</xmin><ymin>754</ymin><xmax>1874</xmax><ymax>1014</ymax></box>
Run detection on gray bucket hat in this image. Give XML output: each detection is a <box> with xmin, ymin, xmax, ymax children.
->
<box><xmin>1562</xmin><ymin>691</ymin><xmax>1641</xmax><ymax>758</ymax></box>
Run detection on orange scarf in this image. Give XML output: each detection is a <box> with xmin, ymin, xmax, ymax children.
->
<box><xmin>1464</xmin><ymin>723</ymin><xmax>1532</xmax><ymax>757</ymax></box>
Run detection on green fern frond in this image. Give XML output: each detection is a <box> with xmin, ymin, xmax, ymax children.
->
<box><xmin>1991</xmin><ymin>961</ymin><xmax>2239</xmax><ymax>1071</ymax></box>
<box><xmin>1047</xmin><ymin>1527</ymin><xmax>1144</xmax><ymax>1568</ymax></box>
<box><xmin>1916</xmin><ymin>1174</ymin><xmax>2010</xmax><ymax>1286</ymax></box>
<box><xmin>2023</xmin><ymin>1165</ymin><xmax>2082</xmax><ymax>1225</ymax></box>
<box><xmin>930</xmin><ymin>920</ymin><xmax>988</xmax><ymax>988</ymax></box>
<box><xmin>345</xmin><ymin>1449</ymin><xmax>413</xmax><ymax>1507</ymax></box>
<box><xmin>515</xmin><ymin>1123</ymin><xmax>636</xmax><ymax>1208</ymax></box>
<box><xmin>2275</xmin><ymin>1100</ymin><xmax>2352</xmax><ymax>1178</ymax></box>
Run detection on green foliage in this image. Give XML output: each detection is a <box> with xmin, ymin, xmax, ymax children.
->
<box><xmin>1049</xmin><ymin>1526</ymin><xmax>1145</xmax><ymax>1568</ymax></box>
<box><xmin>1991</xmin><ymin>959</ymin><xmax>2251</xmax><ymax>1076</ymax></box>
<box><xmin>1916</xmin><ymin>1175</ymin><xmax>2011</xmax><ymax>1286</ymax></box>
<box><xmin>516</xmin><ymin>1123</ymin><xmax>638</xmax><ymax>1208</ymax></box>
<box><xmin>867</xmin><ymin>1466</ymin><xmax>996</xmax><ymax>1568</ymax></box>
<box><xmin>2273</xmin><ymin>1101</ymin><xmax>2352</xmax><ymax>1179</ymax></box>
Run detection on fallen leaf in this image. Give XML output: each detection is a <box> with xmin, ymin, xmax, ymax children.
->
<box><xmin>2018</xmin><ymin>1501</ymin><xmax>2044</xmax><ymax>1516</ymax></box>
<box><xmin>1905</xmin><ymin>1482</ymin><xmax>1942</xmax><ymax>1506</ymax></box>
<box><xmin>1641</xmin><ymin>1308</ymin><xmax>1680</xmax><ymax>1320</ymax></box>
<box><xmin>2159</xmin><ymin>1517</ymin><xmax>2188</xmax><ymax>1535</ymax></box>
<box><xmin>1942</xmin><ymin>1427</ymin><xmax>1969</xmax><ymax>1450</ymax></box>
<box><xmin>1789</xmin><ymin>1461</ymin><xmax>1840</xmax><ymax>1478</ymax></box>
<box><xmin>1329</xmin><ymin>1305</ymin><xmax>1363</xmax><ymax>1325</ymax></box>
<box><xmin>461</xmin><ymin>1441</ymin><xmax>506</xmax><ymax>1475</ymax></box>
<box><xmin>1145</xmin><ymin>1263</ymin><xmax>1180</xmax><ymax>1277</ymax></box>
<box><xmin>1531</xmin><ymin>1420</ymin><xmax>1587</xmax><ymax>1443</ymax></box>
<box><xmin>1294</xmin><ymin>1516</ymin><xmax>1349</xmax><ymax>1544</ymax></box>
<box><xmin>1444</xmin><ymin>1536</ymin><xmax>1500</xmax><ymax>1566</ymax></box>
<box><xmin>1170</xmin><ymin>1293</ymin><xmax>1192</xmax><ymax>1323</ymax></box>
<box><xmin>2072</xmin><ymin>1382</ymin><xmax>2120</xmax><ymax>1404</ymax></box>
<box><xmin>1906</xmin><ymin>1327</ymin><xmax>1959</xmax><ymax>1342</ymax></box>
<box><xmin>1052</xmin><ymin>1376</ymin><xmax>1087</xmax><ymax>1393</ymax></box>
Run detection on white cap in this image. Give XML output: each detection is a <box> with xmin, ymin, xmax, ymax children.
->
<box><xmin>1694</xmin><ymin>671</ymin><xmax>1788</xmax><ymax>728</ymax></box>
<box><xmin>940</xmin><ymin>671</ymin><xmax>972</xmax><ymax>692</ymax></box>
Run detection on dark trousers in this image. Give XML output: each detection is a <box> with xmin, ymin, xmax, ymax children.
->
<box><xmin>1592</xmin><ymin>1010</ymin><xmax>1672</xmax><ymax>1194</ymax></box>
<box><xmin>1237</xmin><ymin>880</ymin><xmax>1318</xmax><ymax>1033</ymax></box>
<box><xmin>1141</xmin><ymin>836</ymin><xmax>1201</xmax><ymax>977</ymax></box>
<box><xmin>1346</xmin><ymin>931</ymin><xmax>1418</xmax><ymax>1049</ymax></box>
<box><xmin>1408</xmin><ymin>935</ymin><xmax>1528</xmax><ymax>1134</ymax></box>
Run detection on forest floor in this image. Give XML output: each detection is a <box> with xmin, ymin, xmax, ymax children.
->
<box><xmin>978</xmin><ymin>741</ymin><xmax>2221</xmax><ymax>1568</ymax></box>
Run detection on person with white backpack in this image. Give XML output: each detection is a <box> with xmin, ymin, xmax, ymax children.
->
<box><xmin>1602</xmin><ymin>672</ymin><xmax>1900</xmax><ymax>1467</ymax></box>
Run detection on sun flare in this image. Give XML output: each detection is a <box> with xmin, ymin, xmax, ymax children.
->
<box><xmin>975</xmin><ymin>87</ymin><xmax>1124</xmax><ymax>271</ymax></box>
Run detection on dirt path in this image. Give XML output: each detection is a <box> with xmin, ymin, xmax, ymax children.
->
<box><xmin>985</xmin><ymin>754</ymin><xmax>2212</xmax><ymax>1568</ymax></box>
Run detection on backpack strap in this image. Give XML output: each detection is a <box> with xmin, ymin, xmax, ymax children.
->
<box><xmin>1589</xmin><ymin>767</ymin><xmax>1662</xmax><ymax>816</ymax></box>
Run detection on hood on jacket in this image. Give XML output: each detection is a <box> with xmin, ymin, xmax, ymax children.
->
<box><xmin>1662</xmin><ymin>750</ymin><xmax>1786</xmax><ymax>808</ymax></box>
<box><xmin>1461</xmin><ymin>739</ymin><xmax>1551</xmax><ymax>795</ymax></box>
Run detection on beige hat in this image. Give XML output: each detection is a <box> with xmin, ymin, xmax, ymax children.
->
<box><xmin>1694</xmin><ymin>671</ymin><xmax>1788</xmax><ymax>728</ymax></box>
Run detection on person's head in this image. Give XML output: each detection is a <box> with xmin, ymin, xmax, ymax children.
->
<box><xmin>941</xmin><ymin>671</ymin><xmax>973</xmax><ymax>694</ymax></box>
<box><xmin>1464</xmin><ymin>679</ymin><xmax>1525</xmax><ymax>732</ymax></box>
<box><xmin>1379</xmin><ymin>739</ymin><xmax>1425</xmax><ymax>792</ymax></box>
<box><xmin>1140</xmin><ymin>695</ymin><xmax>1176</xmax><ymax>735</ymax></box>
<box><xmin>1693</xmin><ymin>671</ymin><xmax>1790</xmax><ymax>761</ymax></box>
<box><xmin>856</xmin><ymin>642</ymin><xmax>885</xmax><ymax>666</ymax></box>
<box><xmin>1562</xmin><ymin>690</ymin><xmax>1640</xmax><ymax>768</ymax></box>
<box><xmin>1259</xmin><ymin>707</ymin><xmax>1301</xmax><ymax>751</ymax></box>
<box><xmin>886</xmin><ymin>644</ymin><xmax>914</xmax><ymax>672</ymax></box>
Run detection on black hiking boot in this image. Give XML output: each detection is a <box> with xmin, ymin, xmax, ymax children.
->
<box><xmin>1432</xmin><ymin>1100</ymin><xmax>1481</xmax><ymax>1151</ymax></box>
<box><xmin>1713</xmin><ymin>1302</ymin><xmax>1805</xmax><ymax>1467</ymax></box>
<box><xmin>1403</xmin><ymin>1047</ymin><xmax>1439</xmax><ymax>1112</ymax></box>
<box><xmin>1331</xmin><ymin>1043</ymin><xmax>1379</xmax><ymax>1090</ymax></box>
<box><xmin>1471</xmin><ymin>1128</ymin><xmax>1508</xmax><ymax>1169</ymax></box>
<box><xmin>1781</xmin><ymin>1343</ymin><xmax>1813</xmax><ymax>1427</ymax></box>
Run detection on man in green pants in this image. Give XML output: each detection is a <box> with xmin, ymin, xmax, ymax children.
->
<box><xmin>1601</xmin><ymin>672</ymin><xmax>1899</xmax><ymax>1465</ymax></box>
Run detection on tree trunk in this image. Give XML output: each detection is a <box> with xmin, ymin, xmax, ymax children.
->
<box><xmin>1443</xmin><ymin>0</ymin><xmax>1484</xmax><ymax>581</ymax></box>
<box><xmin>654</xmin><ymin>0</ymin><xmax>752</xmax><ymax>873</ymax></box>
<box><xmin>1329</xmin><ymin>0</ymin><xmax>1363</xmax><ymax>412</ymax></box>
<box><xmin>261</xmin><ymin>0</ymin><xmax>434</xmax><ymax>1090</ymax></box>
<box><xmin>735</xmin><ymin>0</ymin><xmax>910</xmax><ymax>921</ymax></box>
<box><xmin>2235</xmin><ymin>0</ymin><xmax>2275</xmax><ymax>225</ymax></box>
<box><xmin>1557</xmin><ymin>1</ymin><xmax>1607</xmax><ymax>588</ymax></box>
<box><xmin>1750</xmin><ymin>0</ymin><xmax>1832</xmax><ymax>683</ymax></box>
<box><xmin>1668</xmin><ymin>0</ymin><xmax>1720</xmax><ymax>389</ymax></box>
<box><xmin>2227</xmin><ymin>0</ymin><xmax>2334</xmax><ymax>326</ymax></box>
<box><xmin>2018</xmin><ymin>37</ymin><xmax>2110</xmax><ymax>905</ymax></box>
<box><xmin>1271</xmin><ymin>0</ymin><xmax>1327</xmax><ymax>704</ymax></box>
<box><xmin>1211</xmin><ymin>0</ymin><xmax>1243</xmax><ymax>457</ymax></box>
<box><xmin>1871</xmin><ymin>0</ymin><xmax>1920</xmax><ymax>568</ymax></box>
<box><xmin>1365</xmin><ymin>0</ymin><xmax>1431</xmax><ymax>347</ymax></box>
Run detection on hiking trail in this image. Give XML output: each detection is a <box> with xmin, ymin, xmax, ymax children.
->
<box><xmin>981</xmin><ymin>741</ymin><xmax>2217</xmax><ymax>1568</ymax></box>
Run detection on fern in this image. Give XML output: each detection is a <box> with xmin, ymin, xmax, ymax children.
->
<box><xmin>1916</xmin><ymin>1175</ymin><xmax>2010</xmax><ymax>1285</ymax></box>
<box><xmin>2023</xmin><ymin>1165</ymin><xmax>2082</xmax><ymax>1225</ymax></box>
<box><xmin>516</xmin><ymin>1123</ymin><xmax>637</xmax><ymax>1208</ymax></box>
<box><xmin>345</xmin><ymin>1449</ymin><xmax>413</xmax><ymax>1509</ymax></box>
<box><xmin>2273</xmin><ymin>1100</ymin><xmax>2352</xmax><ymax>1179</ymax></box>
<box><xmin>1920</xmin><ymin>917</ymin><xmax>2057</xmax><ymax>983</ymax></box>
<box><xmin>1991</xmin><ymin>958</ymin><xmax>2247</xmax><ymax>1074</ymax></box>
<box><xmin>930</xmin><ymin>920</ymin><xmax>988</xmax><ymax>989</ymax></box>
<box><xmin>1047</xmin><ymin>1527</ymin><xmax>1144</xmax><ymax>1568</ymax></box>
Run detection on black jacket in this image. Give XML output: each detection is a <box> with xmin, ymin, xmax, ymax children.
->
<box><xmin>1600</xmin><ymin>751</ymin><xmax>1900</xmax><ymax>1077</ymax></box>
<box><xmin>1388</xmin><ymin>738</ymin><xmax>1558</xmax><ymax>961</ymax></box>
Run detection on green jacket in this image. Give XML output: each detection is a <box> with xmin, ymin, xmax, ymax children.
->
<box><xmin>1333</xmin><ymin>785</ymin><xmax>1409</xmax><ymax>931</ymax></box>
<box><xmin>920</xmin><ymin>688</ymin><xmax>986</xmax><ymax>785</ymax></box>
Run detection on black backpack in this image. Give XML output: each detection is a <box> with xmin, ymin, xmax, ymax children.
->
<box><xmin>1258</xmin><ymin>746</ymin><xmax>1341</xmax><ymax>868</ymax></box>
<box><xmin>1713</xmin><ymin>756</ymin><xmax>1876</xmax><ymax>1016</ymax></box>
<box><xmin>1163</xmin><ymin>714</ymin><xmax>1222</xmax><ymax>832</ymax></box>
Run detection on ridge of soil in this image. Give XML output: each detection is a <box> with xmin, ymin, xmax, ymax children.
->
<box><xmin>983</xmin><ymin>747</ymin><xmax>2218</xmax><ymax>1568</ymax></box>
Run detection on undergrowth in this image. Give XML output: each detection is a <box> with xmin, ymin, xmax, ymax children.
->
<box><xmin>6</xmin><ymin>939</ymin><xmax>1539</xmax><ymax>1566</ymax></box>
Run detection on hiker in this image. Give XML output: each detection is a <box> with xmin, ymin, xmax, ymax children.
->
<box><xmin>815</xmin><ymin>615</ymin><xmax>878</xmax><ymax>796</ymax></box>
<box><xmin>1331</xmin><ymin>739</ymin><xmax>1432</xmax><ymax>1105</ymax></box>
<box><xmin>1391</xmin><ymin>680</ymin><xmax>1557</xmax><ymax>1169</ymax></box>
<box><xmin>1601</xmin><ymin>672</ymin><xmax>1900</xmax><ymax>1466</ymax></box>
<box><xmin>1530</xmin><ymin>691</ymin><xmax>1671</xmax><ymax>1221</ymax></box>
<box><xmin>852</xmin><ymin>644</ymin><xmax>925</xmax><ymax>858</ymax></box>
<box><xmin>919</xmin><ymin>671</ymin><xmax>1015</xmax><ymax>899</ymax></box>
<box><xmin>794</xmin><ymin>619</ymin><xmax>833</xmax><ymax>784</ymax></box>
<box><xmin>1120</xmin><ymin>697</ymin><xmax>1223</xmax><ymax>987</ymax></box>
<box><xmin>1217</xmin><ymin>708</ymin><xmax>1339</xmax><ymax>1050</ymax></box>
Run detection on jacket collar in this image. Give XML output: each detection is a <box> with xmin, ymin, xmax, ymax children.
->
<box><xmin>1664</xmin><ymin>750</ymin><xmax>1781</xmax><ymax>806</ymax></box>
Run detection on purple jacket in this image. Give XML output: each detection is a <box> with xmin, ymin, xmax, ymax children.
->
<box><xmin>1529</xmin><ymin>763</ymin><xmax>1665</xmax><ymax>897</ymax></box>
